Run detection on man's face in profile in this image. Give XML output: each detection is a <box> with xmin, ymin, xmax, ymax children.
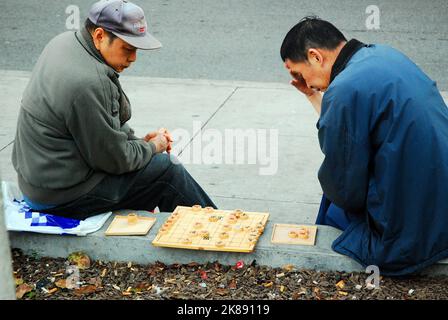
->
<box><xmin>284</xmin><ymin>49</ymin><xmax>332</xmax><ymax>92</ymax></box>
<box><xmin>93</xmin><ymin>28</ymin><xmax>138</xmax><ymax>73</ymax></box>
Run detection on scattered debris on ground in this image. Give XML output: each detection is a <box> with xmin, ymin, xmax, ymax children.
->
<box><xmin>11</xmin><ymin>249</ymin><xmax>448</xmax><ymax>300</ymax></box>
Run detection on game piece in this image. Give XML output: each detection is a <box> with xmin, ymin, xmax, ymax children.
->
<box><xmin>298</xmin><ymin>227</ymin><xmax>309</xmax><ymax>239</ymax></box>
<box><xmin>271</xmin><ymin>224</ymin><xmax>318</xmax><ymax>246</ymax></box>
<box><xmin>193</xmin><ymin>222</ymin><xmax>203</xmax><ymax>229</ymax></box>
<box><xmin>127</xmin><ymin>213</ymin><xmax>138</xmax><ymax>224</ymax></box>
<box><xmin>240</xmin><ymin>213</ymin><xmax>249</xmax><ymax>220</ymax></box>
<box><xmin>215</xmin><ymin>241</ymin><xmax>226</xmax><ymax>247</ymax></box>
<box><xmin>105</xmin><ymin>213</ymin><xmax>156</xmax><ymax>236</ymax></box>
<box><xmin>219</xmin><ymin>232</ymin><xmax>229</xmax><ymax>239</ymax></box>
<box><xmin>228</xmin><ymin>216</ymin><xmax>238</xmax><ymax>224</ymax></box>
<box><xmin>152</xmin><ymin>206</ymin><xmax>269</xmax><ymax>252</ymax></box>
<box><xmin>288</xmin><ymin>231</ymin><xmax>299</xmax><ymax>238</ymax></box>
<box><xmin>208</xmin><ymin>215</ymin><xmax>220</xmax><ymax>222</ymax></box>
<box><xmin>182</xmin><ymin>238</ymin><xmax>192</xmax><ymax>245</ymax></box>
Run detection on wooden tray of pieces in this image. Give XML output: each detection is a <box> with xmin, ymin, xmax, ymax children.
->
<box><xmin>271</xmin><ymin>223</ymin><xmax>318</xmax><ymax>246</ymax></box>
<box><xmin>152</xmin><ymin>205</ymin><xmax>269</xmax><ymax>253</ymax></box>
<box><xmin>105</xmin><ymin>213</ymin><xmax>156</xmax><ymax>236</ymax></box>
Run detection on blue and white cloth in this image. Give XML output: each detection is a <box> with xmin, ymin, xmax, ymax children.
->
<box><xmin>2</xmin><ymin>181</ymin><xmax>112</xmax><ymax>236</ymax></box>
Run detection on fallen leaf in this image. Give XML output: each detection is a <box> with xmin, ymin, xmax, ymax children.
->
<box><xmin>280</xmin><ymin>285</ymin><xmax>286</xmax><ymax>293</ymax></box>
<box><xmin>199</xmin><ymin>270</ymin><xmax>208</xmax><ymax>280</ymax></box>
<box><xmin>127</xmin><ymin>262</ymin><xmax>132</xmax><ymax>268</ymax></box>
<box><xmin>313</xmin><ymin>287</ymin><xmax>322</xmax><ymax>300</ymax></box>
<box><xmin>88</xmin><ymin>277</ymin><xmax>102</xmax><ymax>287</ymax></box>
<box><xmin>55</xmin><ymin>279</ymin><xmax>67</xmax><ymax>289</ymax></box>
<box><xmin>235</xmin><ymin>260</ymin><xmax>245</xmax><ymax>269</ymax></box>
<box><xmin>216</xmin><ymin>288</ymin><xmax>229</xmax><ymax>296</ymax></box>
<box><xmin>67</xmin><ymin>252</ymin><xmax>91</xmax><ymax>270</ymax></box>
<box><xmin>100</xmin><ymin>268</ymin><xmax>108</xmax><ymax>278</ymax></box>
<box><xmin>14</xmin><ymin>276</ymin><xmax>24</xmax><ymax>286</ymax></box>
<box><xmin>282</xmin><ymin>264</ymin><xmax>295</xmax><ymax>272</ymax></box>
<box><xmin>134</xmin><ymin>282</ymin><xmax>150</xmax><ymax>293</ymax></box>
<box><xmin>74</xmin><ymin>285</ymin><xmax>97</xmax><ymax>296</ymax></box>
<box><xmin>47</xmin><ymin>288</ymin><xmax>58</xmax><ymax>294</ymax></box>
<box><xmin>187</xmin><ymin>262</ymin><xmax>199</xmax><ymax>268</ymax></box>
<box><xmin>16</xmin><ymin>284</ymin><xmax>34</xmax><ymax>299</ymax></box>
<box><xmin>336</xmin><ymin>280</ymin><xmax>345</xmax><ymax>289</ymax></box>
<box><xmin>229</xmin><ymin>279</ymin><xmax>237</xmax><ymax>289</ymax></box>
<box><xmin>122</xmin><ymin>291</ymin><xmax>132</xmax><ymax>296</ymax></box>
<box><xmin>263</xmin><ymin>281</ymin><xmax>273</xmax><ymax>288</ymax></box>
<box><xmin>338</xmin><ymin>291</ymin><xmax>348</xmax><ymax>296</ymax></box>
<box><xmin>214</xmin><ymin>262</ymin><xmax>222</xmax><ymax>272</ymax></box>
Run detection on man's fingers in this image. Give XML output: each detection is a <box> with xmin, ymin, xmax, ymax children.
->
<box><xmin>164</xmin><ymin>133</ymin><xmax>173</xmax><ymax>142</ymax></box>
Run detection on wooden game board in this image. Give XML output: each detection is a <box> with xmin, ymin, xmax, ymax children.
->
<box><xmin>271</xmin><ymin>223</ymin><xmax>318</xmax><ymax>246</ymax></box>
<box><xmin>105</xmin><ymin>214</ymin><xmax>156</xmax><ymax>236</ymax></box>
<box><xmin>152</xmin><ymin>206</ymin><xmax>269</xmax><ymax>253</ymax></box>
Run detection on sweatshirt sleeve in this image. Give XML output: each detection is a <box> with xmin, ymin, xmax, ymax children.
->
<box><xmin>316</xmin><ymin>85</ymin><xmax>371</xmax><ymax>213</ymax></box>
<box><xmin>67</xmin><ymin>82</ymin><xmax>156</xmax><ymax>174</ymax></box>
<box><xmin>120</xmin><ymin>122</ymin><xmax>140</xmax><ymax>140</ymax></box>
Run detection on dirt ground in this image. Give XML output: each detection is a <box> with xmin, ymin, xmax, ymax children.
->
<box><xmin>11</xmin><ymin>249</ymin><xmax>448</xmax><ymax>300</ymax></box>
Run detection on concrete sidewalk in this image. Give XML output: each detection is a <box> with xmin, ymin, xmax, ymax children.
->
<box><xmin>2</xmin><ymin>70</ymin><xmax>448</xmax><ymax>274</ymax></box>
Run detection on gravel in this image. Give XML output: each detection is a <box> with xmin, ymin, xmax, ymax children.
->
<box><xmin>11</xmin><ymin>249</ymin><xmax>448</xmax><ymax>300</ymax></box>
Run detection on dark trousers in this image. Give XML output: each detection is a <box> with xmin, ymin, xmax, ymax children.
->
<box><xmin>42</xmin><ymin>154</ymin><xmax>216</xmax><ymax>220</ymax></box>
<box><xmin>315</xmin><ymin>194</ymin><xmax>354</xmax><ymax>231</ymax></box>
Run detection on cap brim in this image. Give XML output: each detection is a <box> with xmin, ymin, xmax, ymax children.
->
<box><xmin>112</xmin><ymin>31</ymin><xmax>162</xmax><ymax>50</ymax></box>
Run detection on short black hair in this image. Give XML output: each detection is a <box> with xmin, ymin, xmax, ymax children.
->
<box><xmin>280</xmin><ymin>16</ymin><xmax>347</xmax><ymax>63</ymax></box>
<box><xmin>84</xmin><ymin>18</ymin><xmax>117</xmax><ymax>44</ymax></box>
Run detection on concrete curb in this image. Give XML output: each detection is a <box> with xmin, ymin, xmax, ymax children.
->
<box><xmin>8</xmin><ymin>210</ymin><xmax>448</xmax><ymax>276</ymax></box>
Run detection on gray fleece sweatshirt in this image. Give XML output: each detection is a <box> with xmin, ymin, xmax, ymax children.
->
<box><xmin>12</xmin><ymin>28</ymin><xmax>156</xmax><ymax>205</ymax></box>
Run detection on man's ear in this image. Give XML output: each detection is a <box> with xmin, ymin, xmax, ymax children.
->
<box><xmin>92</xmin><ymin>27</ymin><xmax>106</xmax><ymax>50</ymax></box>
<box><xmin>307</xmin><ymin>48</ymin><xmax>323</xmax><ymax>66</ymax></box>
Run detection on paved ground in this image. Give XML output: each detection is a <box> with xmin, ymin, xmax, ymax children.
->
<box><xmin>0</xmin><ymin>70</ymin><xmax>326</xmax><ymax>223</ymax></box>
<box><xmin>0</xmin><ymin>0</ymin><xmax>447</xmax><ymax>89</ymax></box>
<box><xmin>1</xmin><ymin>71</ymin><xmax>448</xmax><ymax>223</ymax></box>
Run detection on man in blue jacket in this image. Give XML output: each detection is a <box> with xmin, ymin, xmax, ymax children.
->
<box><xmin>280</xmin><ymin>16</ymin><xmax>448</xmax><ymax>276</ymax></box>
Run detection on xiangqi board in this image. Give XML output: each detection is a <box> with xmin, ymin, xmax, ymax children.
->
<box><xmin>271</xmin><ymin>223</ymin><xmax>318</xmax><ymax>246</ymax></box>
<box><xmin>152</xmin><ymin>205</ymin><xmax>269</xmax><ymax>252</ymax></box>
<box><xmin>105</xmin><ymin>214</ymin><xmax>156</xmax><ymax>236</ymax></box>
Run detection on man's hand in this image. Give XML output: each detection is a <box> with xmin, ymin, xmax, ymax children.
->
<box><xmin>285</xmin><ymin>63</ymin><xmax>322</xmax><ymax>115</ymax></box>
<box><xmin>144</xmin><ymin>128</ymin><xmax>173</xmax><ymax>154</ymax></box>
<box><xmin>288</xmin><ymin>70</ymin><xmax>317</xmax><ymax>97</ymax></box>
<box><xmin>159</xmin><ymin>128</ymin><xmax>173</xmax><ymax>154</ymax></box>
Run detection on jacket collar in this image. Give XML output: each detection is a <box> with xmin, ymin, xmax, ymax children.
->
<box><xmin>75</xmin><ymin>27</ymin><xmax>131</xmax><ymax>124</ymax></box>
<box><xmin>330</xmin><ymin>39</ymin><xmax>368</xmax><ymax>83</ymax></box>
<box><xmin>75</xmin><ymin>27</ymin><xmax>120</xmax><ymax>78</ymax></box>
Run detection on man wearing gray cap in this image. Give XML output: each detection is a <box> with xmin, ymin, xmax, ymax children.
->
<box><xmin>12</xmin><ymin>0</ymin><xmax>216</xmax><ymax>219</ymax></box>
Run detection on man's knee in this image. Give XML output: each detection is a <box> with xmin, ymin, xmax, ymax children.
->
<box><xmin>145</xmin><ymin>153</ymin><xmax>186</xmax><ymax>179</ymax></box>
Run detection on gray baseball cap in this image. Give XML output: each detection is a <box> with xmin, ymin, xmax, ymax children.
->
<box><xmin>88</xmin><ymin>0</ymin><xmax>162</xmax><ymax>50</ymax></box>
